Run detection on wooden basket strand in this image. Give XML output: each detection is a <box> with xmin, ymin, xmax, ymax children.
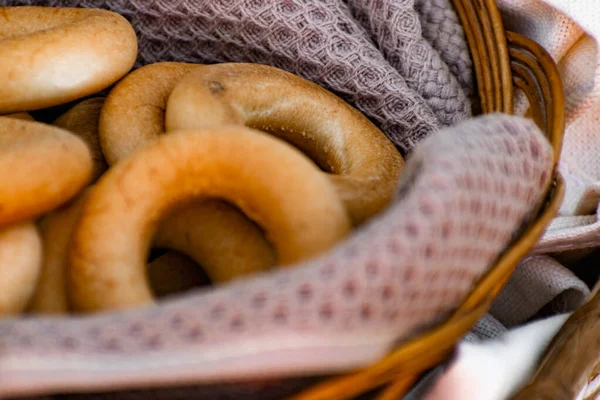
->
<box><xmin>506</xmin><ymin>31</ymin><xmax>565</xmax><ymax>165</ymax></box>
<box><xmin>451</xmin><ymin>0</ymin><xmax>514</xmax><ymax>114</ymax></box>
<box><xmin>286</xmin><ymin>0</ymin><xmax>566</xmax><ymax>399</ymax></box>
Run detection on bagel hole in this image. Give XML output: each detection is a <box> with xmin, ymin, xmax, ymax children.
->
<box><xmin>147</xmin><ymin>198</ymin><xmax>277</xmax><ymax>299</ymax></box>
<box><xmin>245</xmin><ymin>122</ymin><xmax>342</xmax><ymax>174</ymax></box>
<box><xmin>146</xmin><ymin>249</ymin><xmax>212</xmax><ymax>299</ymax></box>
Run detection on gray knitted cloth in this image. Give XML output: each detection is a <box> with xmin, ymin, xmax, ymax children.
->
<box><xmin>414</xmin><ymin>0</ymin><xmax>476</xmax><ymax>101</ymax></box>
<box><xmin>3</xmin><ymin>0</ymin><xmax>473</xmax><ymax>155</ymax></box>
<box><xmin>345</xmin><ymin>0</ymin><xmax>471</xmax><ymax>126</ymax></box>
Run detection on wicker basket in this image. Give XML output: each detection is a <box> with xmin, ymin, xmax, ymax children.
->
<box><xmin>283</xmin><ymin>0</ymin><xmax>568</xmax><ymax>399</ymax></box>
<box><xmin>0</xmin><ymin>1</ymin><xmax>575</xmax><ymax>399</ymax></box>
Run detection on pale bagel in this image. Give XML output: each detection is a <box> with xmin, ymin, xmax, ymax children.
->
<box><xmin>0</xmin><ymin>117</ymin><xmax>92</xmax><ymax>226</ymax></box>
<box><xmin>100</xmin><ymin>62</ymin><xmax>276</xmax><ymax>284</ymax></box>
<box><xmin>28</xmin><ymin>190</ymin><xmax>89</xmax><ymax>315</ymax></box>
<box><xmin>0</xmin><ymin>7</ymin><xmax>138</xmax><ymax>114</ymax></box>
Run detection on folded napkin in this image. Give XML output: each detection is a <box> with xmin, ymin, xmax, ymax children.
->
<box><xmin>416</xmin><ymin>0</ymin><xmax>476</xmax><ymax>94</ymax></box>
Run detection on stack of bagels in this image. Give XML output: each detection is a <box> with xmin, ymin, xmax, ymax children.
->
<box><xmin>0</xmin><ymin>6</ymin><xmax>404</xmax><ymax>315</ymax></box>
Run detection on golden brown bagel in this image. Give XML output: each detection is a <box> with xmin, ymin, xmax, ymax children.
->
<box><xmin>2</xmin><ymin>112</ymin><xmax>34</xmax><ymax>121</ymax></box>
<box><xmin>155</xmin><ymin>200</ymin><xmax>276</xmax><ymax>283</ymax></box>
<box><xmin>0</xmin><ymin>117</ymin><xmax>92</xmax><ymax>226</ymax></box>
<box><xmin>165</xmin><ymin>63</ymin><xmax>404</xmax><ymax>224</ymax></box>
<box><xmin>147</xmin><ymin>251</ymin><xmax>210</xmax><ymax>298</ymax></box>
<box><xmin>68</xmin><ymin>126</ymin><xmax>352</xmax><ymax>312</ymax></box>
<box><xmin>29</xmin><ymin>192</ymin><xmax>271</xmax><ymax>314</ymax></box>
<box><xmin>99</xmin><ymin>62</ymin><xmax>200</xmax><ymax>165</ymax></box>
<box><xmin>100</xmin><ymin>62</ymin><xmax>276</xmax><ymax>284</ymax></box>
<box><xmin>53</xmin><ymin>97</ymin><xmax>108</xmax><ymax>181</ymax></box>
<box><xmin>0</xmin><ymin>7</ymin><xmax>137</xmax><ymax>114</ymax></box>
<box><xmin>28</xmin><ymin>190</ymin><xmax>89</xmax><ymax>315</ymax></box>
<box><xmin>0</xmin><ymin>222</ymin><xmax>43</xmax><ymax>316</ymax></box>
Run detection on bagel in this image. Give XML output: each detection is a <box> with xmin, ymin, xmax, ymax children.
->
<box><xmin>3</xmin><ymin>112</ymin><xmax>34</xmax><ymax>121</ymax></box>
<box><xmin>53</xmin><ymin>97</ymin><xmax>108</xmax><ymax>181</ymax></box>
<box><xmin>155</xmin><ymin>199</ymin><xmax>276</xmax><ymax>283</ymax></box>
<box><xmin>147</xmin><ymin>251</ymin><xmax>210</xmax><ymax>298</ymax></box>
<box><xmin>0</xmin><ymin>222</ymin><xmax>43</xmax><ymax>316</ymax></box>
<box><xmin>165</xmin><ymin>63</ymin><xmax>404</xmax><ymax>224</ymax></box>
<box><xmin>28</xmin><ymin>190</ymin><xmax>89</xmax><ymax>315</ymax></box>
<box><xmin>0</xmin><ymin>117</ymin><xmax>92</xmax><ymax>226</ymax></box>
<box><xmin>99</xmin><ymin>62</ymin><xmax>200</xmax><ymax>165</ymax></box>
<box><xmin>99</xmin><ymin>62</ymin><xmax>276</xmax><ymax>283</ymax></box>
<box><xmin>68</xmin><ymin>126</ymin><xmax>352</xmax><ymax>312</ymax></box>
<box><xmin>0</xmin><ymin>7</ymin><xmax>138</xmax><ymax>114</ymax></box>
<box><xmin>29</xmin><ymin>192</ymin><xmax>272</xmax><ymax>314</ymax></box>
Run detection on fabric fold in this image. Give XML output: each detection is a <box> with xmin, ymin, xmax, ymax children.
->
<box><xmin>414</xmin><ymin>0</ymin><xmax>476</xmax><ymax>102</ymax></box>
<box><xmin>344</xmin><ymin>0</ymin><xmax>472</xmax><ymax>126</ymax></box>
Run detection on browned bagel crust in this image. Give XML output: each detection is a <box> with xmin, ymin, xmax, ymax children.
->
<box><xmin>99</xmin><ymin>62</ymin><xmax>277</xmax><ymax>283</ymax></box>
<box><xmin>0</xmin><ymin>7</ymin><xmax>138</xmax><ymax>114</ymax></box>
<box><xmin>68</xmin><ymin>126</ymin><xmax>351</xmax><ymax>312</ymax></box>
<box><xmin>28</xmin><ymin>190</ymin><xmax>89</xmax><ymax>315</ymax></box>
<box><xmin>147</xmin><ymin>251</ymin><xmax>210</xmax><ymax>298</ymax></box>
<box><xmin>99</xmin><ymin>62</ymin><xmax>201</xmax><ymax>165</ymax></box>
<box><xmin>53</xmin><ymin>97</ymin><xmax>108</xmax><ymax>181</ymax></box>
<box><xmin>155</xmin><ymin>200</ymin><xmax>276</xmax><ymax>283</ymax></box>
<box><xmin>2</xmin><ymin>112</ymin><xmax>34</xmax><ymax>121</ymax></box>
<box><xmin>165</xmin><ymin>63</ymin><xmax>404</xmax><ymax>225</ymax></box>
<box><xmin>29</xmin><ymin>192</ymin><xmax>271</xmax><ymax>314</ymax></box>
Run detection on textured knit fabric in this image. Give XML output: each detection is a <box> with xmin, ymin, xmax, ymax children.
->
<box><xmin>1</xmin><ymin>0</ymin><xmax>475</xmax><ymax>155</ymax></box>
<box><xmin>414</xmin><ymin>0</ymin><xmax>476</xmax><ymax>102</ymax></box>
<box><xmin>344</xmin><ymin>0</ymin><xmax>472</xmax><ymax>126</ymax></box>
<box><xmin>468</xmin><ymin>258</ymin><xmax>589</xmax><ymax>343</ymax></box>
<box><xmin>0</xmin><ymin>114</ymin><xmax>554</xmax><ymax>399</ymax></box>
<box><xmin>489</xmin><ymin>256</ymin><xmax>590</xmax><ymax>327</ymax></box>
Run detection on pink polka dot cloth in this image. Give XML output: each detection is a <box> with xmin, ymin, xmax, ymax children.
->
<box><xmin>0</xmin><ymin>113</ymin><xmax>553</xmax><ymax>399</ymax></box>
